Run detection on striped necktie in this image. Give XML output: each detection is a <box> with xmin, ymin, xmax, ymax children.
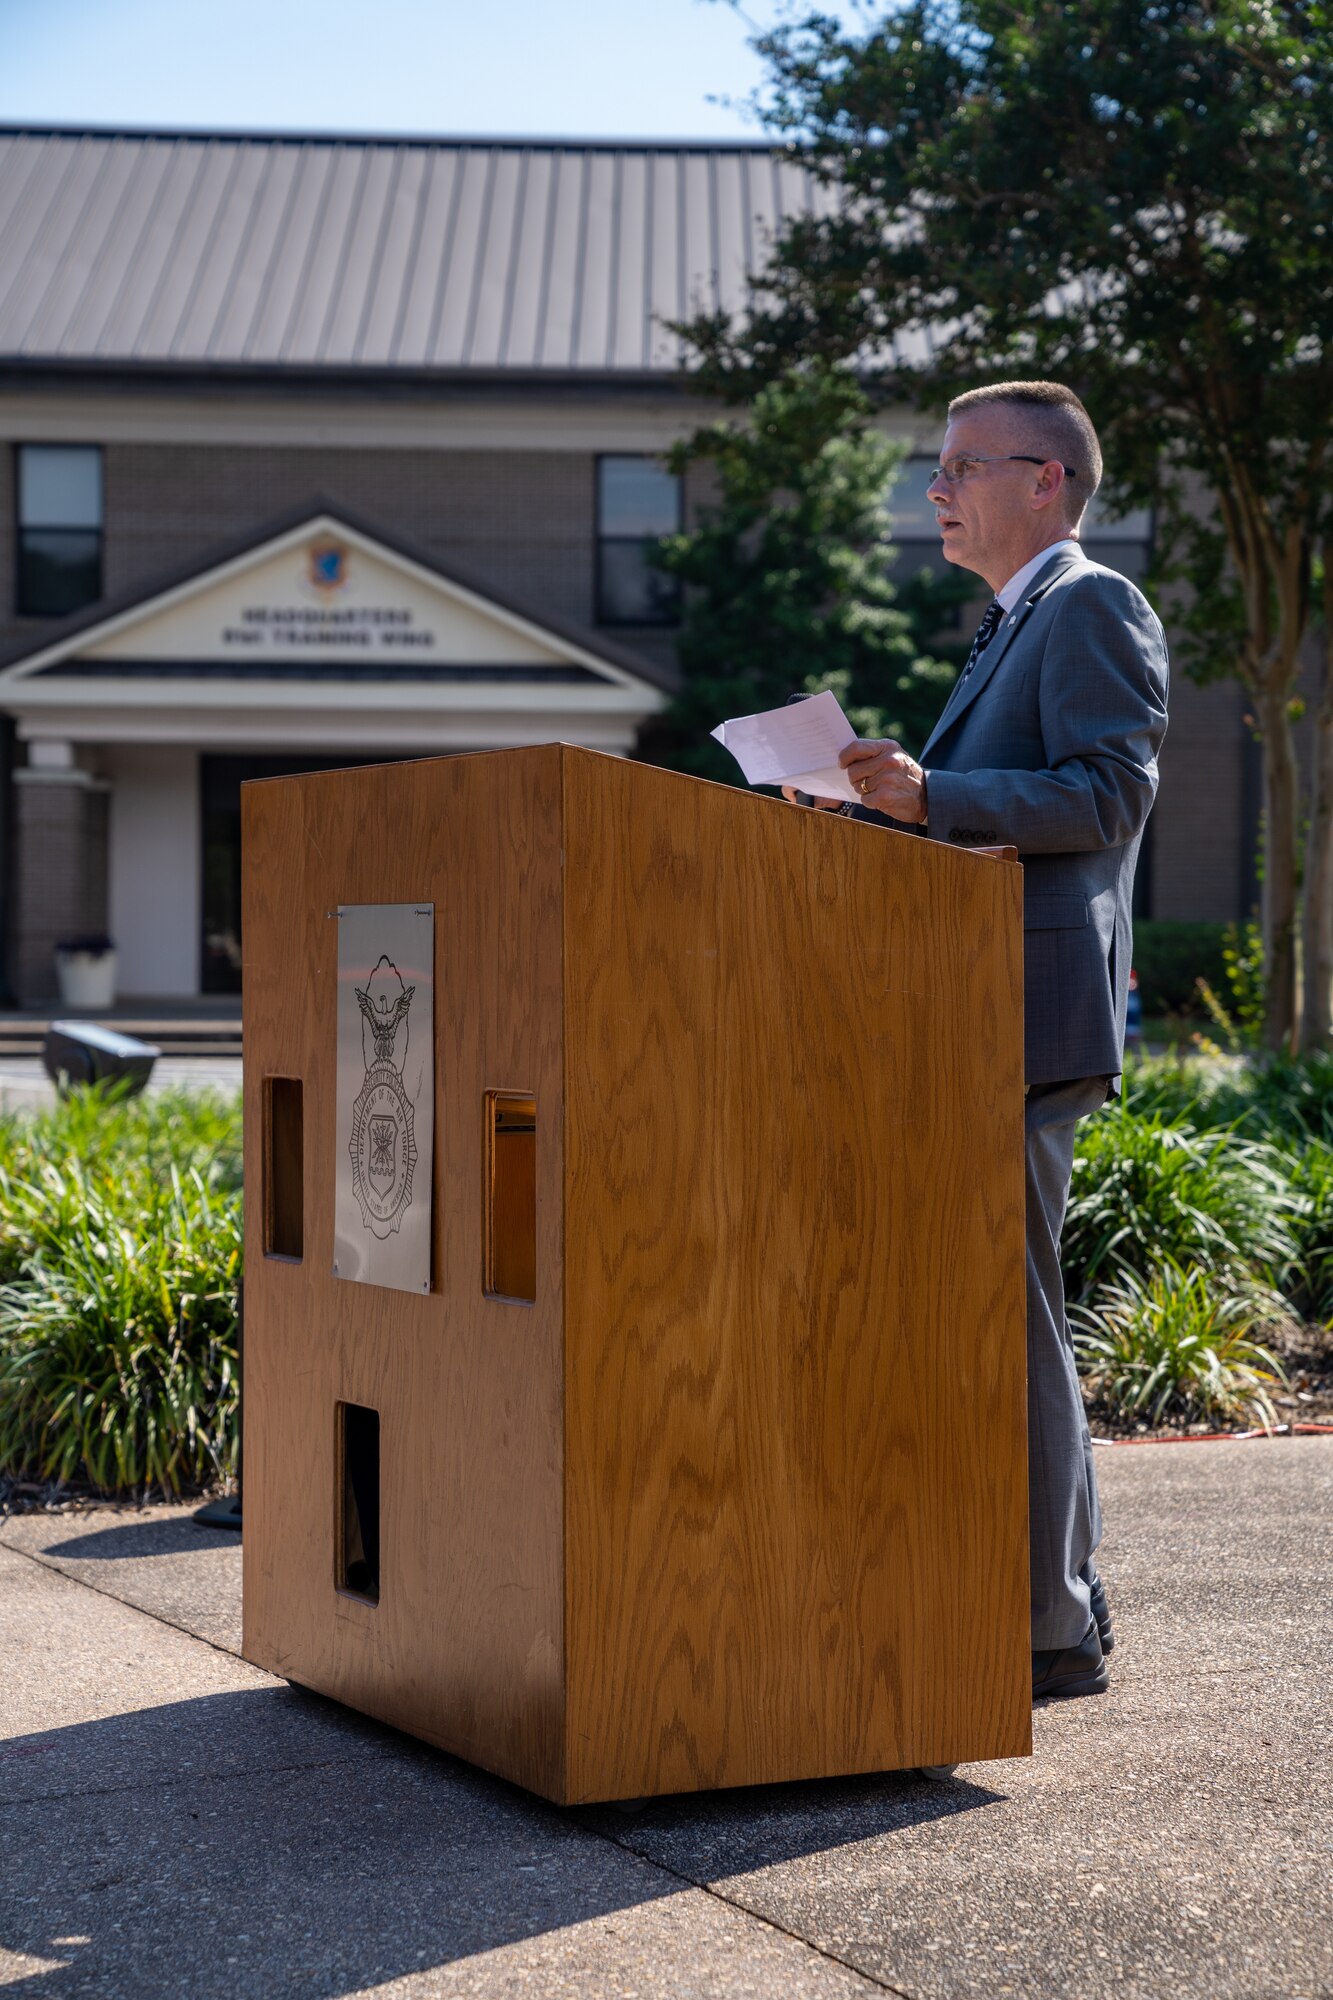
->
<box><xmin>960</xmin><ymin>599</ymin><xmax>1004</xmax><ymax>681</ymax></box>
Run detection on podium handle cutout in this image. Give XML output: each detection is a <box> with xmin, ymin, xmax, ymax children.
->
<box><xmin>485</xmin><ymin>1092</ymin><xmax>536</xmax><ymax>1303</ymax></box>
<box><xmin>263</xmin><ymin>1076</ymin><xmax>304</xmax><ymax>1260</ymax></box>
<box><xmin>337</xmin><ymin>1402</ymin><xmax>380</xmax><ymax>1604</ymax></box>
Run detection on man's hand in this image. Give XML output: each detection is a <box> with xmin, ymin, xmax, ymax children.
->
<box><xmin>838</xmin><ymin>739</ymin><xmax>928</xmax><ymax>823</ymax></box>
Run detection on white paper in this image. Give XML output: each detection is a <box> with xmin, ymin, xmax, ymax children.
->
<box><xmin>710</xmin><ymin>689</ymin><xmax>861</xmax><ymax>802</ymax></box>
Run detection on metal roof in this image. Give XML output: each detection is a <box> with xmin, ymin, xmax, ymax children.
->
<box><xmin>0</xmin><ymin>125</ymin><xmax>843</xmax><ymax>377</ymax></box>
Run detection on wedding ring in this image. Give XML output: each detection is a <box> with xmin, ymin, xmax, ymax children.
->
<box><xmin>858</xmin><ymin>776</ymin><xmax>871</xmax><ymax>794</ymax></box>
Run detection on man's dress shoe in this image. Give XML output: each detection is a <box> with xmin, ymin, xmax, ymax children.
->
<box><xmin>1088</xmin><ymin>1570</ymin><xmax>1115</xmax><ymax>1654</ymax></box>
<box><xmin>1032</xmin><ymin>1619</ymin><xmax>1109</xmax><ymax>1700</ymax></box>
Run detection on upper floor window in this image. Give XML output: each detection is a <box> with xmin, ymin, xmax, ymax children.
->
<box><xmin>596</xmin><ymin>456</ymin><xmax>681</xmax><ymax>627</ymax></box>
<box><xmin>16</xmin><ymin>445</ymin><xmax>103</xmax><ymax>617</ymax></box>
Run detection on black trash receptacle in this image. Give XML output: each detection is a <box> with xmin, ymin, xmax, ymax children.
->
<box><xmin>42</xmin><ymin>1020</ymin><xmax>160</xmax><ymax>1096</ymax></box>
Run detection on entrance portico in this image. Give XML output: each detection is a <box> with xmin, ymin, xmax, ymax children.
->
<box><xmin>0</xmin><ymin>508</ymin><xmax>672</xmax><ymax>1002</ymax></box>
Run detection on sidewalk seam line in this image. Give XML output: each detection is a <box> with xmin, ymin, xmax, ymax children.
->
<box><xmin>7</xmin><ymin>1540</ymin><xmax>914</xmax><ymax>1996</ymax></box>
<box><xmin>585</xmin><ymin>1830</ymin><xmax>917</xmax><ymax>1998</ymax></box>
<box><xmin>0</xmin><ymin>1538</ymin><xmax>255</xmax><ymax>1672</ymax></box>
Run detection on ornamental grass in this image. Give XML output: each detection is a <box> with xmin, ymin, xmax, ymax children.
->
<box><xmin>1066</xmin><ymin>1053</ymin><xmax>1331</xmax><ymax>1428</ymax></box>
<box><xmin>0</xmin><ymin>1054</ymin><xmax>1328</xmax><ymax>1495</ymax></box>
<box><xmin>1070</xmin><ymin>1263</ymin><xmax>1286</xmax><ymax>1431</ymax></box>
<box><xmin>0</xmin><ymin>1085</ymin><xmax>241</xmax><ymax>1496</ymax></box>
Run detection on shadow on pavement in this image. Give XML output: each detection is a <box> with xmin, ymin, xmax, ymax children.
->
<box><xmin>37</xmin><ymin>1517</ymin><xmax>212</xmax><ymax>1562</ymax></box>
<box><xmin>0</xmin><ymin>1683</ymin><xmax>1004</xmax><ymax>1999</ymax></box>
<box><xmin>579</xmin><ymin>1761</ymin><xmax>1007</xmax><ymax>1882</ymax></box>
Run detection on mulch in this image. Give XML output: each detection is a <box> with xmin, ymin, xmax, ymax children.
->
<box><xmin>1085</xmin><ymin>1317</ymin><xmax>1333</xmax><ymax>1444</ymax></box>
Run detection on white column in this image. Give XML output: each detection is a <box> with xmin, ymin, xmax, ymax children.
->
<box><xmin>105</xmin><ymin>746</ymin><xmax>202</xmax><ymax>998</ymax></box>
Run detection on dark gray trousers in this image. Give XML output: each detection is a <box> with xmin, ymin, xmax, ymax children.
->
<box><xmin>1025</xmin><ymin>1075</ymin><xmax>1111</xmax><ymax>1649</ymax></box>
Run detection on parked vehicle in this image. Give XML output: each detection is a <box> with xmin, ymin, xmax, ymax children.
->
<box><xmin>1125</xmin><ymin>968</ymin><xmax>1142</xmax><ymax>1048</ymax></box>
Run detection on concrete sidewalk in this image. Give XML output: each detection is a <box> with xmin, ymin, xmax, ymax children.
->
<box><xmin>2</xmin><ymin>1438</ymin><xmax>1330</xmax><ymax>1999</ymax></box>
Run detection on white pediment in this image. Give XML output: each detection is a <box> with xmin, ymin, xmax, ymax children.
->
<box><xmin>86</xmin><ymin>525</ymin><xmax>565</xmax><ymax>667</ymax></box>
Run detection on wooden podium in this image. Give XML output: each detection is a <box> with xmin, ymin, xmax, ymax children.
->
<box><xmin>241</xmin><ymin>745</ymin><xmax>1031</xmax><ymax>1802</ymax></box>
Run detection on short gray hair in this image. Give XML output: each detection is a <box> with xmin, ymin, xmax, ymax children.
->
<box><xmin>948</xmin><ymin>381</ymin><xmax>1103</xmax><ymax>522</ymax></box>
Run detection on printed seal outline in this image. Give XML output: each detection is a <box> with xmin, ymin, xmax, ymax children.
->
<box><xmin>347</xmin><ymin>950</ymin><xmax>419</xmax><ymax>1242</ymax></box>
<box><xmin>348</xmin><ymin>1062</ymin><xmax>417</xmax><ymax>1238</ymax></box>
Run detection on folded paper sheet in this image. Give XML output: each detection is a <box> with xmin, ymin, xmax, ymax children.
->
<box><xmin>710</xmin><ymin>690</ymin><xmax>861</xmax><ymax>803</ymax></box>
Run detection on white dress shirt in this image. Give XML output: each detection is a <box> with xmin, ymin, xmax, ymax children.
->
<box><xmin>996</xmin><ymin>538</ymin><xmax>1083</xmax><ymax>613</ymax></box>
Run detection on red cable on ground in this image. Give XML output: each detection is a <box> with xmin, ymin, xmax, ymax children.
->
<box><xmin>1093</xmin><ymin>1422</ymin><xmax>1333</xmax><ymax>1446</ymax></box>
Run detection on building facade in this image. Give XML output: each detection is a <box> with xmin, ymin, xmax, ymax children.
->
<box><xmin>0</xmin><ymin>126</ymin><xmax>1256</xmax><ymax>1005</ymax></box>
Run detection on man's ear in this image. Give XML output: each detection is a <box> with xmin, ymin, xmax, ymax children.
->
<box><xmin>1031</xmin><ymin>462</ymin><xmax>1066</xmax><ymax>514</ymax></box>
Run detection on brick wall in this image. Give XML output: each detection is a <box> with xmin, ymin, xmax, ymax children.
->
<box><xmin>104</xmin><ymin>443</ymin><xmax>603</xmax><ymax>628</ymax></box>
<box><xmin>0</xmin><ymin>440</ymin><xmax>705</xmax><ymax>665</ymax></box>
<box><xmin>0</xmin><ymin>443</ymin><xmax>12</xmax><ymax>626</ymax></box>
<box><xmin>1147</xmin><ymin>676</ymin><xmax>1252</xmax><ymax>923</ymax></box>
<box><xmin>0</xmin><ymin>435</ymin><xmax>1263</xmax><ymax>927</ymax></box>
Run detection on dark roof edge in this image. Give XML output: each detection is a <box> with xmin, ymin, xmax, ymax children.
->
<box><xmin>0</xmin><ymin>494</ymin><xmax>683</xmax><ymax>697</ymax></box>
<box><xmin>0</xmin><ymin>121</ymin><xmax>791</xmax><ymax>154</ymax></box>
<box><xmin>0</xmin><ymin>356</ymin><xmax>699</xmax><ymax>392</ymax></box>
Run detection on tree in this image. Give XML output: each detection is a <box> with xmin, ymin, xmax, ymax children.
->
<box><xmin>689</xmin><ymin>0</ymin><xmax>1333</xmax><ymax>1048</ymax></box>
<box><xmin>636</xmin><ymin>358</ymin><xmax>965</xmax><ymax>786</ymax></box>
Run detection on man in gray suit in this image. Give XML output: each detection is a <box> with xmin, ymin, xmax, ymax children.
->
<box><xmin>830</xmin><ymin>381</ymin><xmax>1169</xmax><ymax>1700</ymax></box>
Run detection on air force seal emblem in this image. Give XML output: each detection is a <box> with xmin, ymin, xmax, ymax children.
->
<box><xmin>348</xmin><ymin>953</ymin><xmax>418</xmax><ymax>1240</ymax></box>
<box><xmin>308</xmin><ymin>540</ymin><xmax>348</xmax><ymax>593</ymax></box>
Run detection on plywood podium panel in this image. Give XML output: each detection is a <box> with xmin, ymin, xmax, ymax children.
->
<box><xmin>241</xmin><ymin>745</ymin><xmax>1030</xmax><ymax>1803</ymax></box>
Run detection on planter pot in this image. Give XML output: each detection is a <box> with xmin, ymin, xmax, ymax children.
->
<box><xmin>55</xmin><ymin>948</ymin><xmax>118</xmax><ymax>1010</ymax></box>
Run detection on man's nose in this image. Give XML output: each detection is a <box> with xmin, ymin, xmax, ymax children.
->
<box><xmin>926</xmin><ymin>469</ymin><xmax>951</xmax><ymax>507</ymax></box>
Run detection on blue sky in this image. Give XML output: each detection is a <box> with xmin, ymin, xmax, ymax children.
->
<box><xmin>0</xmin><ymin>0</ymin><xmax>842</xmax><ymax>140</ymax></box>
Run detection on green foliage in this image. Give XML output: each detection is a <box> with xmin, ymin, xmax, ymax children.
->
<box><xmin>636</xmin><ymin>360</ymin><xmax>965</xmax><ymax>784</ymax></box>
<box><xmin>701</xmin><ymin>0</ymin><xmax>1333</xmax><ymax>1046</ymax></box>
<box><xmin>1070</xmin><ymin>1052</ymin><xmax>1332</xmax><ymax>1424</ymax></box>
<box><xmin>0</xmin><ymin>1085</ymin><xmax>242</xmax><ymax>1496</ymax></box>
<box><xmin>2</xmin><ymin>1055</ymin><xmax>1327</xmax><ymax>1472</ymax></box>
<box><xmin>1071</xmin><ymin>1263</ymin><xmax>1286</xmax><ymax>1430</ymax></box>
<box><xmin>1120</xmin><ymin>1047</ymin><xmax>1333</xmax><ymax>1146</ymax></box>
<box><xmin>702</xmin><ymin>1</ymin><xmax>1333</xmax><ymax>656</ymax></box>
<box><xmin>1238</xmin><ymin>1052</ymin><xmax>1333</xmax><ymax>1145</ymax></box>
<box><xmin>1289</xmin><ymin>1138</ymin><xmax>1333</xmax><ymax>1326</ymax></box>
<box><xmin>1131</xmin><ymin>921</ymin><xmax>1230</xmax><ymax>1022</ymax></box>
<box><xmin>1196</xmin><ymin>922</ymin><xmax>1269</xmax><ymax>1052</ymax></box>
<box><xmin>1064</xmin><ymin>1105</ymin><xmax>1300</xmax><ymax>1298</ymax></box>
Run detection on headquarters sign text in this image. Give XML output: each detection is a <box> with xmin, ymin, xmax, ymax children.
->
<box><xmin>223</xmin><ymin>607</ymin><xmax>437</xmax><ymax>649</ymax></box>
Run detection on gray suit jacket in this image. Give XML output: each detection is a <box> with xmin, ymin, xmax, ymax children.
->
<box><xmin>893</xmin><ymin>548</ymin><xmax>1169</xmax><ymax>1087</ymax></box>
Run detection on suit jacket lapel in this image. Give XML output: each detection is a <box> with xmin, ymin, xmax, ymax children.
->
<box><xmin>920</xmin><ymin>548</ymin><xmax>1088</xmax><ymax>762</ymax></box>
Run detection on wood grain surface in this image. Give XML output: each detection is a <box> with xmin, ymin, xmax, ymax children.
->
<box><xmin>241</xmin><ymin>748</ymin><xmax>567</xmax><ymax>1798</ymax></box>
<box><xmin>560</xmin><ymin>750</ymin><xmax>1029</xmax><ymax>1800</ymax></box>
<box><xmin>242</xmin><ymin>745</ymin><xmax>1029</xmax><ymax>1805</ymax></box>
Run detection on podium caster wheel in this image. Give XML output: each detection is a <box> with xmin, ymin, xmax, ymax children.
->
<box><xmin>917</xmin><ymin>1764</ymin><xmax>959</xmax><ymax>1781</ymax></box>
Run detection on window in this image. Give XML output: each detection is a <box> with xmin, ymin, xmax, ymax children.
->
<box><xmin>16</xmin><ymin>445</ymin><xmax>103</xmax><ymax>616</ymax></box>
<box><xmin>595</xmin><ymin>456</ymin><xmax>681</xmax><ymax>626</ymax></box>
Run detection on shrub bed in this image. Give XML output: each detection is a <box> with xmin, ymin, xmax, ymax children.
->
<box><xmin>1067</xmin><ymin>1053</ymin><xmax>1333</xmax><ymax>1431</ymax></box>
<box><xmin>0</xmin><ymin>1057</ymin><xmax>1329</xmax><ymax>1497</ymax></box>
<box><xmin>0</xmin><ymin>1085</ymin><xmax>241</xmax><ymax>1497</ymax></box>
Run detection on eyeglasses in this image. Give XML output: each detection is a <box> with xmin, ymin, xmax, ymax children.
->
<box><xmin>929</xmin><ymin>454</ymin><xmax>1078</xmax><ymax>485</ymax></box>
